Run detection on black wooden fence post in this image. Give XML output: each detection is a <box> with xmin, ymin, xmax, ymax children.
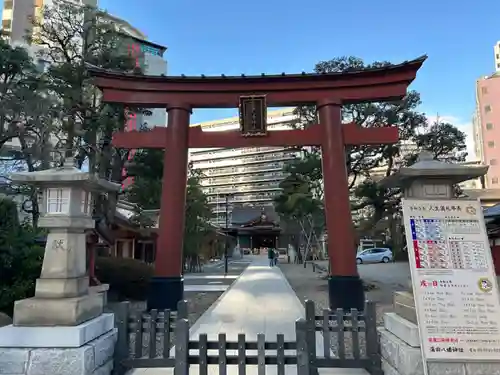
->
<box><xmin>296</xmin><ymin>318</ymin><xmax>310</xmax><ymax>375</ymax></box>
<box><xmin>174</xmin><ymin>318</ymin><xmax>190</xmax><ymax>375</ymax></box>
<box><xmin>108</xmin><ymin>301</ymin><xmax>130</xmax><ymax>375</ymax></box>
<box><xmin>177</xmin><ymin>300</ymin><xmax>188</xmax><ymax>319</ymax></box>
<box><xmin>365</xmin><ymin>301</ymin><xmax>382</xmax><ymax>375</ymax></box>
<box><xmin>304</xmin><ymin>300</ymin><xmax>318</xmax><ymax>375</ymax></box>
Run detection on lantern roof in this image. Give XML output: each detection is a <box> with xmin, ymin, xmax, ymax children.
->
<box><xmin>379</xmin><ymin>151</ymin><xmax>488</xmax><ymax>188</ymax></box>
<box><xmin>10</xmin><ymin>158</ymin><xmax>121</xmax><ymax>192</ymax></box>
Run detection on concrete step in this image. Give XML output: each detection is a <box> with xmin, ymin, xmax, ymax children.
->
<box><xmin>393</xmin><ymin>291</ymin><xmax>417</xmax><ymax>324</ymax></box>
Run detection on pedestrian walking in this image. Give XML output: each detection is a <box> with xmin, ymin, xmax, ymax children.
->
<box><xmin>273</xmin><ymin>249</ymin><xmax>279</xmax><ymax>266</ymax></box>
<box><xmin>267</xmin><ymin>247</ymin><xmax>275</xmax><ymax>267</ymax></box>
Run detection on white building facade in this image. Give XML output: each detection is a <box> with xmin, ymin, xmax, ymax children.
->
<box><xmin>189</xmin><ymin>109</ymin><xmax>301</xmax><ymax>227</ymax></box>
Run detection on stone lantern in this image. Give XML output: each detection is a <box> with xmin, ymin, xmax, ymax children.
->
<box><xmin>380</xmin><ymin>151</ymin><xmax>488</xmax><ymax>202</ymax></box>
<box><xmin>377</xmin><ymin>152</ymin><xmax>490</xmax><ymax>375</ymax></box>
<box><xmin>8</xmin><ymin>158</ymin><xmax>121</xmax><ymax>327</ymax></box>
<box><xmin>379</xmin><ymin>151</ymin><xmax>488</xmax><ymax>322</ymax></box>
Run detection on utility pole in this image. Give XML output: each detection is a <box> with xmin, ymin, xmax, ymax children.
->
<box><xmin>224</xmin><ymin>193</ymin><xmax>230</xmax><ymax>275</ymax></box>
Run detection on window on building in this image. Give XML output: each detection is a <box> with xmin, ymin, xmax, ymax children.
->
<box><xmin>2</xmin><ymin>19</ymin><xmax>11</xmax><ymax>30</ymax></box>
<box><xmin>485</xmin><ymin>105</ymin><xmax>492</xmax><ymax>113</ymax></box>
<box><xmin>491</xmin><ymin>159</ymin><xmax>498</xmax><ymax>165</ymax></box>
<box><xmin>493</xmin><ymin>177</ymin><xmax>499</xmax><ymax>185</ymax></box>
<box><xmin>488</xmin><ymin>141</ymin><xmax>495</xmax><ymax>148</ymax></box>
<box><xmin>487</xmin><ymin>123</ymin><xmax>494</xmax><ymax>130</ymax></box>
<box><xmin>4</xmin><ymin>0</ymin><xmax>13</xmax><ymax>9</ymax></box>
<box><xmin>482</xmin><ymin>87</ymin><xmax>488</xmax><ymax>95</ymax></box>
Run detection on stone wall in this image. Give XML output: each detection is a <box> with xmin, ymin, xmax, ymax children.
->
<box><xmin>0</xmin><ymin>329</ymin><xmax>117</xmax><ymax>375</ymax></box>
<box><xmin>379</xmin><ymin>312</ymin><xmax>500</xmax><ymax>375</ymax></box>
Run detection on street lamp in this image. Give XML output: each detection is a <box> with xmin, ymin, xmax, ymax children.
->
<box><xmin>224</xmin><ymin>193</ymin><xmax>233</xmax><ymax>275</ymax></box>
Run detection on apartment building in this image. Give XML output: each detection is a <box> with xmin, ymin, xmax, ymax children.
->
<box><xmin>1</xmin><ymin>0</ymin><xmax>98</xmax><ymax>45</ymax></box>
<box><xmin>1</xmin><ymin>1</ymin><xmax>168</xmax><ymax>159</ymax></box>
<box><xmin>494</xmin><ymin>41</ymin><xmax>500</xmax><ymax>73</ymax></box>
<box><xmin>473</xmin><ymin>73</ymin><xmax>500</xmax><ymax>188</ymax></box>
<box><xmin>189</xmin><ymin>109</ymin><xmax>301</xmax><ymax>227</ymax></box>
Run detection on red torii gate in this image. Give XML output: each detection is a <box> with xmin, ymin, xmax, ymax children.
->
<box><xmin>89</xmin><ymin>56</ymin><xmax>426</xmax><ymax>310</ymax></box>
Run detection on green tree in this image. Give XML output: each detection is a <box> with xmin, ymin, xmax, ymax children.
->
<box><xmin>126</xmin><ymin>149</ymin><xmax>213</xmax><ymax>263</ymax></box>
<box><xmin>183</xmin><ymin>167</ymin><xmax>213</xmax><ymax>263</ymax></box>
<box><xmin>0</xmin><ymin>198</ymin><xmax>44</xmax><ymax>316</ymax></box>
<box><xmin>0</xmin><ymin>38</ymin><xmax>58</xmax><ymax>225</ymax></box>
<box><xmin>274</xmin><ymin>57</ymin><xmax>468</xmax><ymax>253</ymax></box>
<box><xmin>274</xmin><ymin>154</ymin><xmax>325</xmax><ymax>260</ymax></box>
<box><xmin>353</xmin><ymin>119</ymin><xmax>468</xmax><ymax>230</ymax></box>
<box><xmin>30</xmin><ymin>3</ymin><xmax>140</xmax><ymax>225</ymax></box>
<box><xmin>126</xmin><ymin>149</ymin><xmax>164</xmax><ymax>210</ymax></box>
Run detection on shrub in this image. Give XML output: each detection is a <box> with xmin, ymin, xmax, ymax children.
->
<box><xmin>95</xmin><ymin>256</ymin><xmax>153</xmax><ymax>301</ymax></box>
<box><xmin>0</xmin><ymin>198</ymin><xmax>44</xmax><ymax>317</ymax></box>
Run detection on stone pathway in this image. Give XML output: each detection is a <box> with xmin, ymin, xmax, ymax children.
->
<box><xmin>127</xmin><ymin>256</ymin><xmax>367</xmax><ymax>375</ymax></box>
<box><xmin>187</xmin><ymin>255</ymin><xmax>304</xmax><ymax>341</ymax></box>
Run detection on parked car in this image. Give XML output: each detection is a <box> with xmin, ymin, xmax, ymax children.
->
<box><xmin>277</xmin><ymin>248</ymin><xmax>287</xmax><ymax>260</ymax></box>
<box><xmin>356</xmin><ymin>248</ymin><xmax>393</xmax><ymax>264</ymax></box>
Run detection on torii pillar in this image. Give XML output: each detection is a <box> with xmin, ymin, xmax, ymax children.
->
<box><xmin>319</xmin><ymin>99</ymin><xmax>363</xmax><ymax>310</ymax></box>
<box><xmin>147</xmin><ymin>104</ymin><xmax>192</xmax><ymax>310</ymax></box>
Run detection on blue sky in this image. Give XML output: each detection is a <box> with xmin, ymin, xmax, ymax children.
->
<box><xmin>2</xmin><ymin>0</ymin><xmax>499</xmax><ymax>155</ymax></box>
<box><xmin>96</xmin><ymin>0</ymin><xmax>500</xmax><ymax>128</ymax></box>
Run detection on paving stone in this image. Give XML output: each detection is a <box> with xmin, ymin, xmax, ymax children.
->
<box><xmin>0</xmin><ymin>348</ymin><xmax>30</xmax><ymax>374</ymax></box>
<box><xmin>26</xmin><ymin>346</ymin><xmax>94</xmax><ymax>375</ymax></box>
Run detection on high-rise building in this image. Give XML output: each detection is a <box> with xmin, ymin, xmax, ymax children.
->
<box><xmin>1</xmin><ymin>0</ymin><xmax>98</xmax><ymax>45</ymax></box>
<box><xmin>473</xmin><ymin>73</ymin><xmax>500</xmax><ymax>188</ymax></box>
<box><xmin>189</xmin><ymin>109</ymin><xmax>301</xmax><ymax>227</ymax></box>
<box><xmin>494</xmin><ymin>41</ymin><xmax>500</xmax><ymax>72</ymax></box>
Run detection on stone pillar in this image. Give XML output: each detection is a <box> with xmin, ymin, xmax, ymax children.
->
<box><xmin>318</xmin><ymin>99</ymin><xmax>364</xmax><ymax>310</ymax></box>
<box><xmin>0</xmin><ymin>159</ymin><xmax>120</xmax><ymax>375</ymax></box>
<box><xmin>148</xmin><ymin>104</ymin><xmax>191</xmax><ymax>310</ymax></box>
<box><xmin>377</xmin><ymin>152</ymin><xmax>491</xmax><ymax>375</ymax></box>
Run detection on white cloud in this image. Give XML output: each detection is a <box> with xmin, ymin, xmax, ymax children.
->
<box><xmin>425</xmin><ymin>115</ymin><xmax>475</xmax><ymax>161</ymax></box>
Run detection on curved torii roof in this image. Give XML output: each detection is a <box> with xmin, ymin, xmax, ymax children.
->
<box><xmin>87</xmin><ymin>55</ymin><xmax>427</xmax><ymax>108</ymax></box>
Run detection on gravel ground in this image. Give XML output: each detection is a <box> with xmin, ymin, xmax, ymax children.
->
<box><xmin>278</xmin><ymin>262</ymin><xmax>402</xmax><ymax>360</ymax></box>
<box><xmin>118</xmin><ymin>291</ymin><xmax>223</xmax><ymax>358</ymax></box>
<box><xmin>279</xmin><ymin>262</ymin><xmax>403</xmax><ymax>326</ymax></box>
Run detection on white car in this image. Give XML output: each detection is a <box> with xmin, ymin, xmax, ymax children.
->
<box><xmin>277</xmin><ymin>248</ymin><xmax>287</xmax><ymax>260</ymax></box>
<box><xmin>356</xmin><ymin>248</ymin><xmax>393</xmax><ymax>264</ymax></box>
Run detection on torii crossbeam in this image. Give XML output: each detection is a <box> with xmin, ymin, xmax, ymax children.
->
<box><xmin>112</xmin><ymin>122</ymin><xmax>398</xmax><ymax>149</ymax></box>
<box><xmin>89</xmin><ymin>55</ymin><xmax>426</xmax><ymax>311</ymax></box>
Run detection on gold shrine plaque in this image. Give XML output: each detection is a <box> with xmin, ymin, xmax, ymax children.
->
<box><xmin>239</xmin><ymin>95</ymin><xmax>267</xmax><ymax>137</ymax></box>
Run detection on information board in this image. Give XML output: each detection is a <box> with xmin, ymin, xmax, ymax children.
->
<box><xmin>402</xmin><ymin>198</ymin><xmax>500</xmax><ymax>361</ymax></box>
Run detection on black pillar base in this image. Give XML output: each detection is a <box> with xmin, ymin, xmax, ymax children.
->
<box><xmin>328</xmin><ymin>275</ymin><xmax>365</xmax><ymax>311</ymax></box>
<box><xmin>147</xmin><ymin>276</ymin><xmax>184</xmax><ymax>311</ymax></box>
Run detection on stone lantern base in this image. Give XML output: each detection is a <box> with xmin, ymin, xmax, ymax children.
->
<box><xmin>12</xmin><ymin>292</ymin><xmax>103</xmax><ymax>327</ymax></box>
<box><xmin>0</xmin><ymin>313</ymin><xmax>116</xmax><ymax>375</ymax></box>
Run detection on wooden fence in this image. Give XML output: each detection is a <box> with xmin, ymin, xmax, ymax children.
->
<box><xmin>109</xmin><ymin>300</ymin><xmax>381</xmax><ymax>375</ymax></box>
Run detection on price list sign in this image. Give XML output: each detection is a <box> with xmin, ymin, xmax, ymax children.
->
<box><xmin>402</xmin><ymin>198</ymin><xmax>500</xmax><ymax>361</ymax></box>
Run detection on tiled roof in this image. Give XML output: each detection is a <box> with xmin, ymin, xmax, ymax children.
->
<box><xmin>86</xmin><ymin>55</ymin><xmax>427</xmax><ymax>82</ymax></box>
<box><xmin>231</xmin><ymin>206</ymin><xmax>279</xmax><ymax>226</ymax></box>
